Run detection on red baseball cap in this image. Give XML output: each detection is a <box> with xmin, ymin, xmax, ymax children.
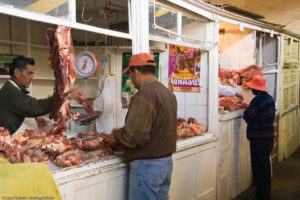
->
<box><xmin>246</xmin><ymin>75</ymin><xmax>268</xmax><ymax>92</ymax></box>
<box><xmin>122</xmin><ymin>53</ymin><xmax>156</xmax><ymax>74</ymax></box>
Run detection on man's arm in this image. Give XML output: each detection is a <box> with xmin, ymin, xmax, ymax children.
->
<box><xmin>113</xmin><ymin>96</ymin><xmax>156</xmax><ymax>148</ymax></box>
<box><xmin>6</xmin><ymin>93</ymin><xmax>53</xmax><ymax>117</ymax></box>
<box><xmin>243</xmin><ymin>100</ymin><xmax>257</xmax><ymax>124</ymax></box>
<box><xmin>219</xmin><ymin>85</ymin><xmax>236</xmax><ymax>96</ymax></box>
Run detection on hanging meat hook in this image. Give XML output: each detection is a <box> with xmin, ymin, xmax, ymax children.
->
<box><xmin>81</xmin><ymin>0</ymin><xmax>93</xmax><ymax>50</ymax></box>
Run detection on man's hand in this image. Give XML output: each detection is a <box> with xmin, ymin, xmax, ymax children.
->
<box><xmin>111</xmin><ymin>128</ymin><xmax>122</xmax><ymax>140</ymax></box>
<box><xmin>67</xmin><ymin>88</ymin><xmax>86</xmax><ymax>103</ymax></box>
<box><xmin>236</xmin><ymin>93</ymin><xmax>244</xmax><ymax>100</ymax></box>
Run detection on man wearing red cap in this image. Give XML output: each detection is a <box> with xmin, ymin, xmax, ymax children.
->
<box><xmin>111</xmin><ymin>53</ymin><xmax>177</xmax><ymax>200</ymax></box>
<box><xmin>243</xmin><ymin>75</ymin><xmax>275</xmax><ymax>200</ymax></box>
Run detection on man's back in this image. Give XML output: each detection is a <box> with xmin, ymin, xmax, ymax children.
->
<box><xmin>121</xmin><ymin>78</ymin><xmax>177</xmax><ymax>161</ymax></box>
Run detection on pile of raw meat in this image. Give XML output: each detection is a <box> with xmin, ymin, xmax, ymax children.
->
<box><xmin>177</xmin><ymin>118</ymin><xmax>206</xmax><ymax>139</ymax></box>
<box><xmin>219</xmin><ymin>65</ymin><xmax>263</xmax><ymax>88</ymax></box>
<box><xmin>0</xmin><ymin>125</ymin><xmax>120</xmax><ymax>167</ymax></box>
<box><xmin>219</xmin><ymin>96</ymin><xmax>248</xmax><ymax>111</ymax></box>
<box><xmin>218</xmin><ymin>65</ymin><xmax>262</xmax><ymax>111</ymax></box>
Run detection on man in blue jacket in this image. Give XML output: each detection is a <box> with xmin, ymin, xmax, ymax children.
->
<box><xmin>243</xmin><ymin>75</ymin><xmax>275</xmax><ymax>200</ymax></box>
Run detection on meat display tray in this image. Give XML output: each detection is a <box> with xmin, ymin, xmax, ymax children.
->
<box><xmin>74</xmin><ymin>111</ymin><xmax>102</xmax><ymax>125</ymax></box>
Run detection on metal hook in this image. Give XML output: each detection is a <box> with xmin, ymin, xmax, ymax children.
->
<box><xmin>81</xmin><ymin>1</ymin><xmax>93</xmax><ymax>51</ymax></box>
<box><xmin>81</xmin><ymin>1</ymin><xmax>93</xmax><ymax>24</ymax></box>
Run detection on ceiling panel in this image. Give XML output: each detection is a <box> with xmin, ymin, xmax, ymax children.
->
<box><xmin>206</xmin><ymin>0</ymin><xmax>300</xmax><ymax>35</ymax></box>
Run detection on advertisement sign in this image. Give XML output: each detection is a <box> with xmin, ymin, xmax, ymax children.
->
<box><xmin>168</xmin><ymin>45</ymin><xmax>201</xmax><ymax>93</ymax></box>
<box><xmin>0</xmin><ymin>54</ymin><xmax>18</xmax><ymax>75</ymax></box>
<box><xmin>121</xmin><ymin>52</ymin><xmax>159</xmax><ymax>108</ymax></box>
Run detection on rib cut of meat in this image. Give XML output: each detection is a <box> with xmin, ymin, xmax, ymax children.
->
<box><xmin>54</xmin><ymin>149</ymin><xmax>97</xmax><ymax>168</ymax></box>
<box><xmin>41</xmin><ymin>134</ymin><xmax>73</xmax><ymax>154</ymax></box>
<box><xmin>71</xmin><ymin>132</ymin><xmax>105</xmax><ymax>151</ymax></box>
<box><xmin>0</xmin><ymin>128</ymin><xmax>51</xmax><ymax>163</ymax></box>
<box><xmin>46</xmin><ymin>26</ymin><xmax>76</xmax><ymax>135</ymax></box>
<box><xmin>71</xmin><ymin>132</ymin><xmax>116</xmax><ymax>153</ymax></box>
<box><xmin>15</xmin><ymin>129</ymin><xmax>45</xmax><ymax>150</ymax></box>
<box><xmin>16</xmin><ymin>148</ymin><xmax>52</xmax><ymax>163</ymax></box>
<box><xmin>0</xmin><ymin>127</ymin><xmax>22</xmax><ymax>156</ymax></box>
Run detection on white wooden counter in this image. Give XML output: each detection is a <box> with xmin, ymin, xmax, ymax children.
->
<box><xmin>218</xmin><ymin>111</ymin><xmax>252</xmax><ymax>200</ymax></box>
<box><xmin>51</xmin><ymin>133</ymin><xmax>218</xmax><ymax>200</ymax></box>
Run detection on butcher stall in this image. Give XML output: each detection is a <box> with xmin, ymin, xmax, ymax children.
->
<box><xmin>217</xmin><ymin>20</ymin><xmax>280</xmax><ymax>199</ymax></box>
<box><xmin>278</xmin><ymin>36</ymin><xmax>300</xmax><ymax>161</ymax></box>
<box><xmin>0</xmin><ymin>0</ymin><xmax>220</xmax><ymax>199</ymax></box>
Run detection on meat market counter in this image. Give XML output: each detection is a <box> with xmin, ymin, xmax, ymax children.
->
<box><xmin>51</xmin><ymin>133</ymin><xmax>218</xmax><ymax>200</ymax></box>
<box><xmin>218</xmin><ymin>110</ymin><xmax>252</xmax><ymax>199</ymax></box>
<box><xmin>219</xmin><ymin>109</ymin><xmax>244</xmax><ymax>121</ymax></box>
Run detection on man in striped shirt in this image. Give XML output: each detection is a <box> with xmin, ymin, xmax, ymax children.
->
<box><xmin>243</xmin><ymin>75</ymin><xmax>275</xmax><ymax>200</ymax></box>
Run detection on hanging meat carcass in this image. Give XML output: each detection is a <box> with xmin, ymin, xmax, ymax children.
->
<box><xmin>46</xmin><ymin>26</ymin><xmax>100</xmax><ymax>134</ymax></box>
<box><xmin>36</xmin><ymin>118</ymin><xmax>54</xmax><ymax>135</ymax></box>
<box><xmin>46</xmin><ymin>26</ymin><xmax>76</xmax><ymax>135</ymax></box>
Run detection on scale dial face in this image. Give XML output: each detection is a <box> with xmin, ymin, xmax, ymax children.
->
<box><xmin>76</xmin><ymin>51</ymin><xmax>99</xmax><ymax>78</ymax></box>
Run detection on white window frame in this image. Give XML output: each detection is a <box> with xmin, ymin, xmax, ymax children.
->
<box><xmin>149</xmin><ymin>0</ymin><xmax>220</xmax><ymax>135</ymax></box>
<box><xmin>0</xmin><ymin>1</ymin><xmax>131</xmax><ymax>40</ymax></box>
<box><xmin>150</xmin><ymin>0</ymin><xmax>215</xmax><ymax>51</ymax></box>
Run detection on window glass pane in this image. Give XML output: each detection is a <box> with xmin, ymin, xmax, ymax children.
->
<box><xmin>71</xmin><ymin>28</ymin><xmax>131</xmax><ymax>47</ymax></box>
<box><xmin>0</xmin><ymin>0</ymin><xmax>70</xmax><ymax>18</ymax></box>
<box><xmin>149</xmin><ymin>3</ymin><xmax>177</xmax><ymax>38</ymax></box>
<box><xmin>0</xmin><ymin>14</ymin><xmax>28</xmax><ymax>43</ymax></box>
<box><xmin>182</xmin><ymin>14</ymin><xmax>208</xmax><ymax>44</ymax></box>
<box><xmin>262</xmin><ymin>35</ymin><xmax>278</xmax><ymax>70</ymax></box>
<box><xmin>30</xmin><ymin>21</ymin><xmax>55</xmax><ymax>45</ymax></box>
<box><xmin>76</xmin><ymin>0</ymin><xmax>129</xmax><ymax>34</ymax></box>
<box><xmin>264</xmin><ymin>74</ymin><xmax>276</xmax><ymax>100</ymax></box>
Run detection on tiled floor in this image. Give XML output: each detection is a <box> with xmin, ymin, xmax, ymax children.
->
<box><xmin>234</xmin><ymin>148</ymin><xmax>300</xmax><ymax>200</ymax></box>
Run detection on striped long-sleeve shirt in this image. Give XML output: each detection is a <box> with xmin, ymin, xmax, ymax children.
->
<box><xmin>243</xmin><ymin>92</ymin><xmax>275</xmax><ymax>140</ymax></box>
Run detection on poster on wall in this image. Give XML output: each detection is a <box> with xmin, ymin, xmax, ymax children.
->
<box><xmin>168</xmin><ymin>45</ymin><xmax>201</xmax><ymax>93</ymax></box>
<box><xmin>0</xmin><ymin>54</ymin><xmax>18</xmax><ymax>75</ymax></box>
<box><xmin>121</xmin><ymin>52</ymin><xmax>159</xmax><ymax>108</ymax></box>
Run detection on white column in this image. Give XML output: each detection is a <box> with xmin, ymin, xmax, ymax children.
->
<box><xmin>69</xmin><ymin>0</ymin><xmax>76</xmax><ymax>22</ymax></box>
<box><xmin>208</xmin><ymin>20</ymin><xmax>219</xmax><ymax>135</ymax></box>
<box><xmin>130</xmin><ymin>0</ymin><xmax>149</xmax><ymax>54</ymax></box>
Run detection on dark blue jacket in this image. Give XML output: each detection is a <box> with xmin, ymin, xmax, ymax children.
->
<box><xmin>243</xmin><ymin>92</ymin><xmax>275</xmax><ymax>140</ymax></box>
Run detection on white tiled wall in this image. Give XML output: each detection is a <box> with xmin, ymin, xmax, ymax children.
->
<box><xmin>113</xmin><ymin>46</ymin><xmax>209</xmax><ymax>130</ymax></box>
<box><xmin>219</xmin><ymin>22</ymin><xmax>256</xmax><ymax>70</ymax></box>
<box><xmin>158</xmin><ymin>45</ymin><xmax>209</xmax><ymax>127</ymax></box>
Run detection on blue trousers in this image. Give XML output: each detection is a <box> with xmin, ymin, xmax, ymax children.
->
<box><xmin>129</xmin><ymin>156</ymin><xmax>173</xmax><ymax>200</ymax></box>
